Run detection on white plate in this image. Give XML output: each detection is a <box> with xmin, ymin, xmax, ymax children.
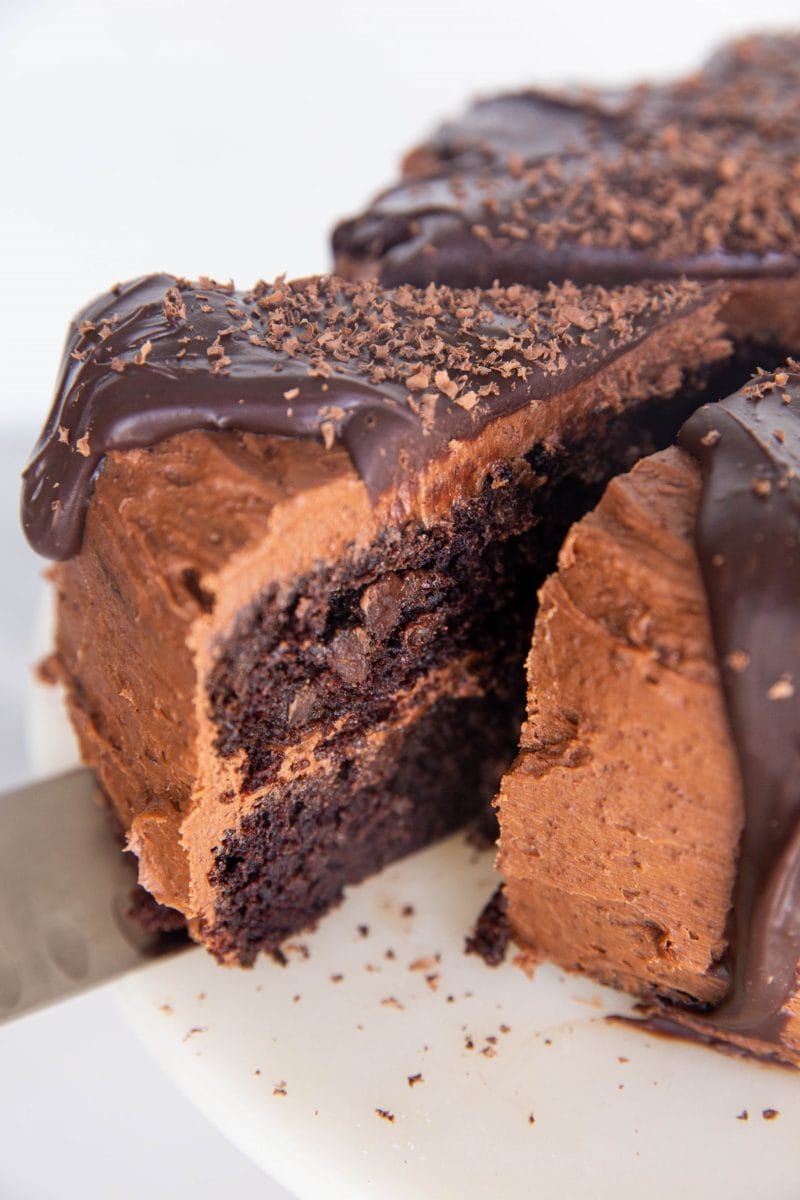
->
<box><xmin>30</xmin><ymin>600</ymin><xmax>800</xmax><ymax>1200</ymax></box>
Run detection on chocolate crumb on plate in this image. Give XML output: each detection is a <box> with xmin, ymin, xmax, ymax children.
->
<box><xmin>465</xmin><ymin>885</ymin><xmax>513</xmax><ymax>965</ymax></box>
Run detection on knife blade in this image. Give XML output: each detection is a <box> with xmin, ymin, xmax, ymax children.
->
<box><xmin>0</xmin><ymin>767</ymin><xmax>186</xmax><ymax>1026</ymax></box>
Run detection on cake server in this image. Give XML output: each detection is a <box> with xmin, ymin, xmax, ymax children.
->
<box><xmin>0</xmin><ymin>767</ymin><xmax>185</xmax><ymax>1026</ymax></box>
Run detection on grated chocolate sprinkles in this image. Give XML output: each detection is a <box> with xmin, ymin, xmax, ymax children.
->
<box><xmin>22</xmin><ymin>271</ymin><xmax>720</xmax><ymax>561</ymax></box>
<box><xmin>334</xmin><ymin>33</ymin><xmax>800</xmax><ymax>288</ymax></box>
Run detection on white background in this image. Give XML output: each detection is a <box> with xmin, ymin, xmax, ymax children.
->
<box><xmin>1</xmin><ymin>1</ymin><xmax>798</xmax><ymax>1196</ymax></box>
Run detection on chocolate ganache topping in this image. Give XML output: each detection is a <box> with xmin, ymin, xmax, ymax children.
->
<box><xmin>333</xmin><ymin>34</ymin><xmax>800</xmax><ymax>290</ymax></box>
<box><xmin>22</xmin><ymin>272</ymin><xmax>714</xmax><ymax>560</ymax></box>
<box><xmin>679</xmin><ymin>369</ymin><xmax>800</xmax><ymax>1045</ymax></box>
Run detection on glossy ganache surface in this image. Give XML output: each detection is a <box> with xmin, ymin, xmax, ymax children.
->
<box><xmin>22</xmin><ymin>273</ymin><xmax>716</xmax><ymax>560</ymax></box>
<box><xmin>678</xmin><ymin>370</ymin><xmax>800</xmax><ymax>1048</ymax></box>
<box><xmin>333</xmin><ymin>34</ymin><xmax>800</xmax><ymax>291</ymax></box>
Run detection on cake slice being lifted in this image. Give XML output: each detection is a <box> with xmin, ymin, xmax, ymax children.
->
<box><xmin>496</xmin><ymin>368</ymin><xmax>800</xmax><ymax>1065</ymax></box>
<box><xmin>23</xmin><ymin>273</ymin><xmax>728</xmax><ymax>964</ymax></box>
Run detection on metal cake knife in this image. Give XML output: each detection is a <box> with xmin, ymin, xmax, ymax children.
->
<box><xmin>0</xmin><ymin>767</ymin><xmax>185</xmax><ymax>1026</ymax></box>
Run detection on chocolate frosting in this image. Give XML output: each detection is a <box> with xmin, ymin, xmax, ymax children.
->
<box><xmin>679</xmin><ymin>370</ymin><xmax>800</xmax><ymax>1043</ymax></box>
<box><xmin>333</xmin><ymin>34</ymin><xmax>800</xmax><ymax>290</ymax></box>
<box><xmin>22</xmin><ymin>272</ymin><xmax>714</xmax><ymax>560</ymax></box>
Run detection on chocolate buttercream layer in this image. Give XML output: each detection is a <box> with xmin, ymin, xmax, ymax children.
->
<box><xmin>333</xmin><ymin>34</ymin><xmax>800</xmax><ymax>346</ymax></box>
<box><xmin>677</xmin><ymin>372</ymin><xmax>800</xmax><ymax>1048</ymax></box>
<box><xmin>22</xmin><ymin>273</ymin><xmax>726</xmax><ymax>561</ymax></box>
<box><xmin>498</xmin><ymin>448</ymin><xmax>744</xmax><ymax>1006</ymax></box>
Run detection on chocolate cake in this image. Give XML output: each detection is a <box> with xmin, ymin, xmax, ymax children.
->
<box><xmin>333</xmin><ymin>34</ymin><xmax>800</xmax><ymax>355</ymax></box>
<box><xmin>22</xmin><ymin>272</ymin><xmax>728</xmax><ymax>963</ymax></box>
<box><xmin>496</xmin><ymin>368</ymin><xmax>800</xmax><ymax>1065</ymax></box>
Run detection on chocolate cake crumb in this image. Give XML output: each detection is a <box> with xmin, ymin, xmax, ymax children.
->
<box><xmin>407</xmin><ymin>1073</ymin><xmax>423</xmax><ymax>1087</ymax></box>
<box><xmin>127</xmin><ymin>885</ymin><xmax>188</xmax><ymax>938</ymax></box>
<box><xmin>762</xmin><ymin>1108</ymin><xmax>780</xmax><ymax>1120</ymax></box>
<box><xmin>273</xmin><ymin>1081</ymin><xmax>288</xmax><ymax>1097</ymax></box>
<box><xmin>465</xmin><ymin>886</ymin><xmax>513</xmax><ymax>965</ymax></box>
<box><xmin>375</xmin><ymin>1108</ymin><xmax>395</xmax><ymax>1122</ymax></box>
<box><xmin>737</xmin><ymin>1110</ymin><xmax>749</xmax><ymax>1121</ymax></box>
<box><xmin>409</xmin><ymin>955</ymin><xmax>439</xmax><ymax>971</ymax></box>
<box><xmin>182</xmin><ymin>1026</ymin><xmax>207</xmax><ymax>1042</ymax></box>
<box><xmin>464</xmin><ymin>805</ymin><xmax>499</xmax><ymax>849</ymax></box>
<box><xmin>288</xmin><ymin>944</ymin><xmax>311</xmax><ymax>961</ymax></box>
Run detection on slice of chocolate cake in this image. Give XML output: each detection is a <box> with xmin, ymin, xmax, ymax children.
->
<box><xmin>23</xmin><ymin>272</ymin><xmax>728</xmax><ymax>963</ymax></box>
<box><xmin>496</xmin><ymin>368</ymin><xmax>800</xmax><ymax>1065</ymax></box>
<box><xmin>333</xmin><ymin>34</ymin><xmax>800</xmax><ymax>355</ymax></box>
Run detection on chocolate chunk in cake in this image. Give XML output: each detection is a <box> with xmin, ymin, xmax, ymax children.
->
<box><xmin>496</xmin><ymin>368</ymin><xmax>800</xmax><ymax>1065</ymax></box>
<box><xmin>333</xmin><ymin>34</ymin><xmax>800</xmax><ymax>354</ymax></box>
<box><xmin>23</xmin><ymin>273</ymin><xmax>728</xmax><ymax>963</ymax></box>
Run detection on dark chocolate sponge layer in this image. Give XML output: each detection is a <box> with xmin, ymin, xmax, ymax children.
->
<box><xmin>210</xmin><ymin>694</ymin><xmax>513</xmax><ymax>964</ymax></box>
